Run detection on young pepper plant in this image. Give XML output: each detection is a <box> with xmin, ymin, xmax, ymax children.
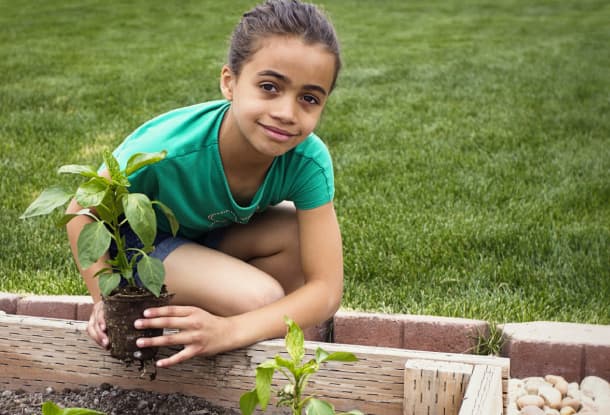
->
<box><xmin>21</xmin><ymin>150</ymin><xmax>178</xmax><ymax>298</ymax></box>
<box><xmin>240</xmin><ymin>317</ymin><xmax>364</xmax><ymax>415</ymax></box>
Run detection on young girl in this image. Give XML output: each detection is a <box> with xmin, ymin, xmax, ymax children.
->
<box><xmin>66</xmin><ymin>0</ymin><xmax>344</xmax><ymax>368</ymax></box>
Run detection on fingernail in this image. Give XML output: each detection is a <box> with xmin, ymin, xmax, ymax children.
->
<box><xmin>134</xmin><ymin>319</ymin><xmax>142</xmax><ymax>328</ymax></box>
<box><xmin>136</xmin><ymin>338</ymin><xmax>144</xmax><ymax>347</ymax></box>
<box><xmin>143</xmin><ymin>309</ymin><xmax>151</xmax><ymax>317</ymax></box>
<box><xmin>102</xmin><ymin>338</ymin><xmax>109</xmax><ymax>346</ymax></box>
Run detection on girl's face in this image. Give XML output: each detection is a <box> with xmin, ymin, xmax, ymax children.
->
<box><xmin>220</xmin><ymin>35</ymin><xmax>336</xmax><ymax>160</ymax></box>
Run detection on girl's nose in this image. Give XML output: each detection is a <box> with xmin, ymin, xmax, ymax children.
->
<box><xmin>270</xmin><ymin>96</ymin><xmax>297</xmax><ymax>124</ymax></box>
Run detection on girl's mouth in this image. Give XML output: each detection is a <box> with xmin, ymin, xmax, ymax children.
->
<box><xmin>260</xmin><ymin>123</ymin><xmax>296</xmax><ymax>143</ymax></box>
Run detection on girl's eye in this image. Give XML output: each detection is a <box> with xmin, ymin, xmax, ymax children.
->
<box><xmin>302</xmin><ymin>94</ymin><xmax>320</xmax><ymax>105</ymax></box>
<box><xmin>260</xmin><ymin>83</ymin><xmax>277</xmax><ymax>93</ymax></box>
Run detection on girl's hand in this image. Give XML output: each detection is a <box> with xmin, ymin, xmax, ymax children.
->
<box><xmin>87</xmin><ymin>301</ymin><xmax>109</xmax><ymax>349</ymax></box>
<box><xmin>134</xmin><ymin>305</ymin><xmax>231</xmax><ymax>368</ymax></box>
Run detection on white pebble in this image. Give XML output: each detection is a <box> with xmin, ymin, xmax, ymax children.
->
<box><xmin>539</xmin><ymin>385</ymin><xmax>562</xmax><ymax>409</ymax></box>
<box><xmin>581</xmin><ymin>376</ymin><xmax>610</xmax><ymax>401</ymax></box>
<box><xmin>518</xmin><ymin>394</ymin><xmax>545</xmax><ymax>409</ymax></box>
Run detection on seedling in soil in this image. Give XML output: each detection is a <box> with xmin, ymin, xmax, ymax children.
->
<box><xmin>240</xmin><ymin>317</ymin><xmax>364</xmax><ymax>415</ymax></box>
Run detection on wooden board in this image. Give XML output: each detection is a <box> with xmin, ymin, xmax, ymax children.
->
<box><xmin>403</xmin><ymin>359</ymin><xmax>473</xmax><ymax>415</ymax></box>
<box><xmin>458</xmin><ymin>365</ymin><xmax>503</xmax><ymax>415</ymax></box>
<box><xmin>0</xmin><ymin>313</ymin><xmax>509</xmax><ymax>414</ymax></box>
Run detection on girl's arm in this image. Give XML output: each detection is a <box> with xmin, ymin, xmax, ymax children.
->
<box><xmin>66</xmin><ymin>169</ymin><xmax>112</xmax><ymax>347</ymax></box>
<box><xmin>65</xmin><ymin>168</ymin><xmax>114</xmax><ymax>303</ymax></box>
<box><xmin>66</xmin><ymin>197</ymin><xmax>107</xmax><ymax>303</ymax></box>
<box><xmin>232</xmin><ymin>201</ymin><xmax>344</xmax><ymax>342</ymax></box>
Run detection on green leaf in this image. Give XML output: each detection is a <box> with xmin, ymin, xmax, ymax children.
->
<box><xmin>274</xmin><ymin>354</ymin><xmax>296</xmax><ymax>372</ymax></box>
<box><xmin>75</xmin><ymin>178</ymin><xmax>108</xmax><ymax>208</ymax></box>
<box><xmin>77</xmin><ymin>221</ymin><xmax>112</xmax><ymax>269</ymax></box>
<box><xmin>98</xmin><ymin>273</ymin><xmax>121</xmax><ymax>297</ymax></box>
<box><xmin>123</xmin><ymin>193</ymin><xmax>156</xmax><ymax>247</ymax></box>
<box><xmin>41</xmin><ymin>401</ymin><xmax>106</xmax><ymax>415</ymax></box>
<box><xmin>63</xmin><ymin>407</ymin><xmax>106</xmax><ymax>415</ymax></box>
<box><xmin>338</xmin><ymin>411</ymin><xmax>365</xmax><ymax>415</ymax></box>
<box><xmin>284</xmin><ymin>316</ymin><xmax>304</xmax><ymax>364</ymax></box>
<box><xmin>137</xmin><ymin>254</ymin><xmax>164</xmax><ymax>297</ymax></box>
<box><xmin>42</xmin><ymin>401</ymin><xmax>63</xmax><ymax>415</ymax></box>
<box><xmin>95</xmin><ymin>187</ymin><xmax>124</xmax><ymax>224</ymax></box>
<box><xmin>103</xmin><ymin>150</ymin><xmax>129</xmax><ymax>187</ymax></box>
<box><xmin>255</xmin><ymin>366</ymin><xmax>275</xmax><ymax>410</ymax></box>
<box><xmin>239</xmin><ymin>390</ymin><xmax>259</xmax><ymax>415</ymax></box>
<box><xmin>57</xmin><ymin>164</ymin><xmax>99</xmax><ymax>178</ymax></box>
<box><xmin>125</xmin><ymin>151</ymin><xmax>167</xmax><ymax>176</ymax></box>
<box><xmin>55</xmin><ymin>209</ymin><xmax>96</xmax><ymax>228</ymax></box>
<box><xmin>300</xmin><ymin>359</ymin><xmax>319</xmax><ymax>376</ymax></box>
<box><xmin>306</xmin><ymin>398</ymin><xmax>335</xmax><ymax>415</ymax></box>
<box><xmin>20</xmin><ymin>186</ymin><xmax>73</xmax><ymax>219</ymax></box>
<box><xmin>152</xmin><ymin>200</ymin><xmax>179</xmax><ymax>236</ymax></box>
<box><xmin>259</xmin><ymin>358</ymin><xmax>280</xmax><ymax>370</ymax></box>
<box><xmin>315</xmin><ymin>348</ymin><xmax>329</xmax><ymax>364</ymax></box>
<box><xmin>317</xmin><ymin>349</ymin><xmax>358</xmax><ymax>364</ymax></box>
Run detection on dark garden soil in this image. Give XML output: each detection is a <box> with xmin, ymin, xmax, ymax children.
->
<box><xmin>0</xmin><ymin>383</ymin><xmax>240</xmax><ymax>415</ymax></box>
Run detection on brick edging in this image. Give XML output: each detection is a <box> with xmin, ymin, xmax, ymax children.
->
<box><xmin>1</xmin><ymin>292</ymin><xmax>608</xmax><ymax>382</ymax></box>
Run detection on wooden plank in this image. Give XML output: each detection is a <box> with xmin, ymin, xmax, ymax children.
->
<box><xmin>458</xmin><ymin>365</ymin><xmax>503</xmax><ymax>415</ymax></box>
<box><xmin>403</xmin><ymin>359</ymin><xmax>473</xmax><ymax>415</ymax></box>
<box><xmin>0</xmin><ymin>314</ymin><xmax>509</xmax><ymax>415</ymax></box>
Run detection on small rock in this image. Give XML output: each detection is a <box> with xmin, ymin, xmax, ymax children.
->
<box><xmin>521</xmin><ymin>405</ymin><xmax>545</xmax><ymax>415</ymax></box>
<box><xmin>510</xmin><ymin>380</ymin><xmax>528</xmax><ymax>401</ymax></box>
<box><xmin>1</xmin><ymin>390</ymin><xmax>12</xmax><ymax>398</ymax></box>
<box><xmin>581</xmin><ymin>376</ymin><xmax>610</xmax><ymax>401</ymax></box>
<box><xmin>560</xmin><ymin>397</ymin><xmax>581</xmax><ymax>411</ymax></box>
<box><xmin>539</xmin><ymin>385</ymin><xmax>562</xmax><ymax>409</ymax></box>
<box><xmin>545</xmin><ymin>375</ymin><xmax>566</xmax><ymax>386</ymax></box>
<box><xmin>559</xmin><ymin>407</ymin><xmax>575</xmax><ymax>415</ymax></box>
<box><xmin>44</xmin><ymin>386</ymin><xmax>54</xmax><ymax>394</ymax></box>
<box><xmin>518</xmin><ymin>394</ymin><xmax>545</xmax><ymax>409</ymax></box>
<box><xmin>525</xmin><ymin>377</ymin><xmax>551</xmax><ymax>395</ymax></box>
<box><xmin>137</xmin><ymin>400</ymin><xmax>149</xmax><ymax>410</ymax></box>
<box><xmin>543</xmin><ymin>407</ymin><xmax>559</xmax><ymax>415</ymax></box>
<box><xmin>595</xmin><ymin>398</ymin><xmax>610</xmax><ymax>415</ymax></box>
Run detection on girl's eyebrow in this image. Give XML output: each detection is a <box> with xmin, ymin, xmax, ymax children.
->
<box><xmin>257</xmin><ymin>69</ymin><xmax>328</xmax><ymax>96</ymax></box>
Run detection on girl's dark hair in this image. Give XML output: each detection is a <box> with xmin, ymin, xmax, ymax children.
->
<box><xmin>228</xmin><ymin>0</ymin><xmax>341</xmax><ymax>91</ymax></box>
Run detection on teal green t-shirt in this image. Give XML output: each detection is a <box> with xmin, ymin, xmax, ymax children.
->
<box><xmin>112</xmin><ymin>100</ymin><xmax>334</xmax><ymax>240</ymax></box>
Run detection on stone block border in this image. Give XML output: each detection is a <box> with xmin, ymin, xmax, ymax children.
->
<box><xmin>1</xmin><ymin>292</ymin><xmax>608</xmax><ymax>382</ymax></box>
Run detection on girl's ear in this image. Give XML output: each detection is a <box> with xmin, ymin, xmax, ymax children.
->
<box><xmin>220</xmin><ymin>65</ymin><xmax>235</xmax><ymax>100</ymax></box>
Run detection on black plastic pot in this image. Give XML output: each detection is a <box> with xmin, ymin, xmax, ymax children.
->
<box><xmin>103</xmin><ymin>286</ymin><xmax>173</xmax><ymax>364</ymax></box>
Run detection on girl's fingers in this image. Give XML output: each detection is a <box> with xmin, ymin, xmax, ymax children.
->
<box><xmin>142</xmin><ymin>305</ymin><xmax>196</xmax><ymax>318</ymax></box>
<box><xmin>155</xmin><ymin>346</ymin><xmax>198</xmax><ymax>368</ymax></box>
<box><xmin>87</xmin><ymin>304</ymin><xmax>109</xmax><ymax>348</ymax></box>
<box><xmin>135</xmin><ymin>306</ymin><xmax>204</xmax><ymax>330</ymax></box>
<box><xmin>136</xmin><ymin>331</ymin><xmax>193</xmax><ymax>350</ymax></box>
<box><xmin>134</xmin><ymin>316</ymin><xmax>192</xmax><ymax>331</ymax></box>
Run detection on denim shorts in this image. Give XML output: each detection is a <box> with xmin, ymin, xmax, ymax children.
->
<box><xmin>108</xmin><ymin>223</ymin><xmax>225</xmax><ymax>281</ymax></box>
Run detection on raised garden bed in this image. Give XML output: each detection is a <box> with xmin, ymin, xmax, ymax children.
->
<box><xmin>0</xmin><ymin>313</ymin><xmax>509</xmax><ymax>415</ymax></box>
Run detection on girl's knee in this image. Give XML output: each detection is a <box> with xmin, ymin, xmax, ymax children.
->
<box><xmin>249</xmin><ymin>278</ymin><xmax>285</xmax><ymax>310</ymax></box>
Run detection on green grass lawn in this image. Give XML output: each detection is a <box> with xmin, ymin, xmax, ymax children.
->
<box><xmin>1</xmin><ymin>0</ymin><xmax>608</xmax><ymax>324</ymax></box>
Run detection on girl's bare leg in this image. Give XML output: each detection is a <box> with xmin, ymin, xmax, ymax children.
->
<box><xmin>162</xmin><ymin>202</ymin><xmax>304</xmax><ymax>316</ymax></box>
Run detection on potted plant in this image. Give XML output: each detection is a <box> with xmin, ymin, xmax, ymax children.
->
<box><xmin>21</xmin><ymin>150</ymin><xmax>179</xmax><ymax>369</ymax></box>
